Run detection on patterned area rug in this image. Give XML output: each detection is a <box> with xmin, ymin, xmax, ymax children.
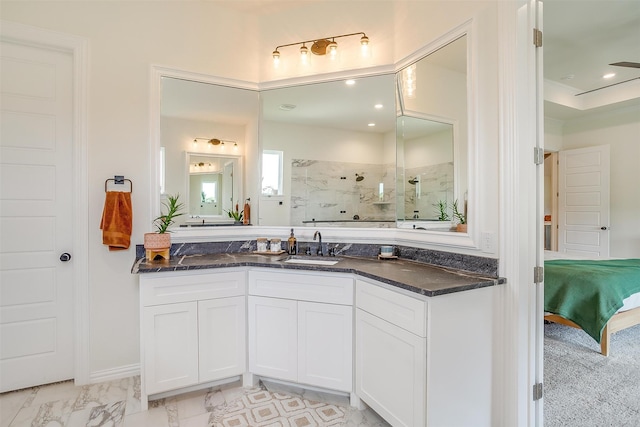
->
<box><xmin>210</xmin><ymin>385</ymin><xmax>347</xmax><ymax>426</ymax></box>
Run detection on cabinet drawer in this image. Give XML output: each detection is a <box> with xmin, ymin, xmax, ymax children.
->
<box><xmin>140</xmin><ymin>270</ymin><xmax>245</xmax><ymax>306</ymax></box>
<box><xmin>355</xmin><ymin>279</ymin><xmax>427</xmax><ymax>337</ymax></box>
<box><xmin>248</xmin><ymin>270</ymin><xmax>353</xmax><ymax>305</ymax></box>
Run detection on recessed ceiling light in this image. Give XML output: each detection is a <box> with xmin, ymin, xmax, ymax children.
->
<box><xmin>368</xmin><ymin>123</ymin><xmax>375</xmax><ymax>127</ymax></box>
<box><xmin>374</xmin><ymin>104</ymin><xmax>383</xmax><ymax>109</ymax></box>
<box><xmin>279</xmin><ymin>104</ymin><xmax>296</xmax><ymax>111</ymax></box>
<box><xmin>560</xmin><ymin>74</ymin><xmax>575</xmax><ymax>81</ymax></box>
<box><xmin>602</xmin><ymin>72</ymin><xmax>616</xmax><ymax>79</ymax></box>
<box><xmin>345</xmin><ymin>80</ymin><xmax>356</xmax><ymax>86</ymax></box>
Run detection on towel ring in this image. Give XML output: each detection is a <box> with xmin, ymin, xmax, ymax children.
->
<box><xmin>105</xmin><ymin>176</ymin><xmax>133</xmax><ymax>193</ymax></box>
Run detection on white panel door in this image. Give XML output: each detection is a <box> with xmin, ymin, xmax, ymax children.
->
<box><xmin>198</xmin><ymin>296</ymin><xmax>246</xmax><ymax>382</ymax></box>
<box><xmin>248</xmin><ymin>296</ymin><xmax>297</xmax><ymax>382</ymax></box>
<box><xmin>0</xmin><ymin>40</ymin><xmax>74</xmax><ymax>392</ymax></box>
<box><xmin>143</xmin><ymin>302</ymin><xmax>199</xmax><ymax>395</ymax></box>
<box><xmin>298</xmin><ymin>301</ymin><xmax>352</xmax><ymax>392</ymax></box>
<box><xmin>558</xmin><ymin>145</ymin><xmax>610</xmax><ymax>256</ymax></box>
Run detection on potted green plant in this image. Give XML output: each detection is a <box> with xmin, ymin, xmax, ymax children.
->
<box><xmin>434</xmin><ymin>200</ymin><xmax>450</xmax><ymax>221</ymax></box>
<box><xmin>452</xmin><ymin>199</ymin><xmax>467</xmax><ymax>232</ymax></box>
<box><xmin>144</xmin><ymin>194</ymin><xmax>185</xmax><ymax>255</ymax></box>
<box><xmin>225</xmin><ymin>206</ymin><xmax>244</xmax><ymax>224</ymax></box>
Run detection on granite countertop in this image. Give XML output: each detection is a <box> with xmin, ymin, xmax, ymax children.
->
<box><xmin>132</xmin><ymin>252</ymin><xmax>505</xmax><ymax>297</ymax></box>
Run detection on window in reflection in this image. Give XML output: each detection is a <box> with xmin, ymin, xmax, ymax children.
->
<box><xmin>262</xmin><ymin>150</ymin><xmax>284</xmax><ymax>196</ymax></box>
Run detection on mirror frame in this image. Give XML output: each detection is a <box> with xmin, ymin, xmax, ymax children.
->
<box><xmin>149</xmin><ymin>19</ymin><xmax>479</xmax><ymax>250</ymax></box>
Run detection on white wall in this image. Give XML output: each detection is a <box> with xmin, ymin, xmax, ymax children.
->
<box><xmin>561</xmin><ymin>106</ymin><xmax>640</xmax><ymax>257</ymax></box>
<box><xmin>1</xmin><ymin>0</ymin><xmax>503</xmax><ymax>397</ymax></box>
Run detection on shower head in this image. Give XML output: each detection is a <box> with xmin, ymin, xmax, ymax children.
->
<box><xmin>355</xmin><ymin>173</ymin><xmax>364</xmax><ymax>182</ymax></box>
<box><xmin>408</xmin><ymin>177</ymin><xmax>419</xmax><ymax>185</ymax></box>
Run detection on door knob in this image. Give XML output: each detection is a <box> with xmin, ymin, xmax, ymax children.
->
<box><xmin>600</xmin><ymin>226</ymin><xmax>609</xmax><ymax>230</ymax></box>
<box><xmin>59</xmin><ymin>253</ymin><xmax>72</xmax><ymax>262</ymax></box>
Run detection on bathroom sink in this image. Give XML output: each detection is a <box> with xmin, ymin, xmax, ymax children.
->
<box><xmin>283</xmin><ymin>256</ymin><xmax>340</xmax><ymax>266</ymax></box>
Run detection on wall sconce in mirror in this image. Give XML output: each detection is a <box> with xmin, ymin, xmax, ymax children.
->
<box><xmin>192</xmin><ymin>137</ymin><xmax>236</xmax><ymax>149</ymax></box>
<box><xmin>272</xmin><ymin>32</ymin><xmax>370</xmax><ymax>66</ymax></box>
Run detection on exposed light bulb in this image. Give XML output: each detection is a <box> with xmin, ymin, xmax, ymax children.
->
<box><xmin>360</xmin><ymin>34</ymin><xmax>369</xmax><ymax>55</ymax></box>
<box><xmin>328</xmin><ymin>39</ymin><xmax>338</xmax><ymax>58</ymax></box>
<box><xmin>233</xmin><ymin>142</ymin><xmax>238</xmax><ymax>151</ymax></box>
<box><xmin>300</xmin><ymin>44</ymin><xmax>309</xmax><ymax>63</ymax></box>
<box><xmin>603</xmin><ymin>72</ymin><xmax>616</xmax><ymax>79</ymax></box>
<box><xmin>272</xmin><ymin>49</ymin><xmax>280</xmax><ymax>67</ymax></box>
<box><xmin>193</xmin><ymin>139</ymin><xmax>198</xmax><ymax>146</ymax></box>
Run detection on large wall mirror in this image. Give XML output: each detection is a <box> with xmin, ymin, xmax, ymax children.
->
<box><xmin>259</xmin><ymin>74</ymin><xmax>397</xmax><ymax>227</ymax></box>
<box><xmin>396</xmin><ymin>34</ymin><xmax>468</xmax><ymax>232</ymax></box>
<box><xmin>152</xmin><ymin>24</ymin><xmax>475</xmax><ymax>247</ymax></box>
<box><xmin>160</xmin><ymin>76</ymin><xmax>259</xmax><ymax>225</ymax></box>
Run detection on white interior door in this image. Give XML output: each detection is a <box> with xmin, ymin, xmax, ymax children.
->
<box><xmin>558</xmin><ymin>145</ymin><xmax>610</xmax><ymax>256</ymax></box>
<box><xmin>0</xmin><ymin>40</ymin><xmax>75</xmax><ymax>392</ymax></box>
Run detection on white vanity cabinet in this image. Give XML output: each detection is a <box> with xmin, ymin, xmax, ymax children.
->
<box><xmin>248</xmin><ymin>269</ymin><xmax>353</xmax><ymax>393</ymax></box>
<box><xmin>139</xmin><ymin>269</ymin><xmax>246</xmax><ymax>406</ymax></box>
<box><xmin>355</xmin><ymin>278</ymin><xmax>495</xmax><ymax>427</ymax></box>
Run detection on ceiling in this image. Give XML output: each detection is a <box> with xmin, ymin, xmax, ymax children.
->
<box><xmin>543</xmin><ymin>0</ymin><xmax>640</xmax><ymax>120</ymax></box>
<box><xmin>161</xmin><ymin>1</ymin><xmax>640</xmax><ymax>128</ymax></box>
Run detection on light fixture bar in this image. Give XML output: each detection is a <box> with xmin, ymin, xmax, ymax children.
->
<box><xmin>193</xmin><ymin>137</ymin><xmax>237</xmax><ymax>146</ymax></box>
<box><xmin>272</xmin><ymin>32</ymin><xmax>369</xmax><ymax>59</ymax></box>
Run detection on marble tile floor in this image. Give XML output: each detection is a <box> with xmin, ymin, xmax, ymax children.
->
<box><xmin>0</xmin><ymin>376</ymin><xmax>391</xmax><ymax>427</ymax></box>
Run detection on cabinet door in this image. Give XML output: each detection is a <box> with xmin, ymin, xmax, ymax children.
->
<box><xmin>198</xmin><ymin>296</ymin><xmax>246</xmax><ymax>382</ymax></box>
<box><xmin>355</xmin><ymin>309</ymin><xmax>426</xmax><ymax>427</ymax></box>
<box><xmin>298</xmin><ymin>301</ymin><xmax>352</xmax><ymax>392</ymax></box>
<box><xmin>143</xmin><ymin>302</ymin><xmax>199</xmax><ymax>395</ymax></box>
<box><xmin>248</xmin><ymin>296</ymin><xmax>297</xmax><ymax>382</ymax></box>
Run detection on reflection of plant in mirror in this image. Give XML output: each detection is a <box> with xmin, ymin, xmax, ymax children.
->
<box><xmin>434</xmin><ymin>200</ymin><xmax>450</xmax><ymax>221</ymax></box>
<box><xmin>154</xmin><ymin>194</ymin><xmax>185</xmax><ymax>233</ymax></box>
<box><xmin>452</xmin><ymin>199</ymin><xmax>466</xmax><ymax>224</ymax></box>
<box><xmin>225</xmin><ymin>208</ymin><xmax>244</xmax><ymax>222</ymax></box>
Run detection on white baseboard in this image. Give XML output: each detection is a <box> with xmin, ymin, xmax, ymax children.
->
<box><xmin>88</xmin><ymin>363</ymin><xmax>140</xmax><ymax>384</ymax></box>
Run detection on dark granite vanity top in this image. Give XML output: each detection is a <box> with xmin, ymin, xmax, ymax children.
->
<box><xmin>132</xmin><ymin>251</ymin><xmax>505</xmax><ymax>297</ymax></box>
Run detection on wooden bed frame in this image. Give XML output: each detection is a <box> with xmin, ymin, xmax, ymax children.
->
<box><xmin>545</xmin><ymin>306</ymin><xmax>640</xmax><ymax>356</ymax></box>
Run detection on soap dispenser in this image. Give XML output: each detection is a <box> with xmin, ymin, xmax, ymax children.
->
<box><xmin>287</xmin><ymin>229</ymin><xmax>297</xmax><ymax>255</ymax></box>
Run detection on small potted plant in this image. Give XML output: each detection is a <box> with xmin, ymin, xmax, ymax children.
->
<box><xmin>452</xmin><ymin>199</ymin><xmax>467</xmax><ymax>232</ymax></box>
<box><xmin>434</xmin><ymin>200</ymin><xmax>450</xmax><ymax>221</ymax></box>
<box><xmin>225</xmin><ymin>205</ymin><xmax>244</xmax><ymax>225</ymax></box>
<box><xmin>144</xmin><ymin>194</ymin><xmax>185</xmax><ymax>256</ymax></box>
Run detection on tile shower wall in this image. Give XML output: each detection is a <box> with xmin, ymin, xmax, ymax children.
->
<box><xmin>291</xmin><ymin>159</ymin><xmax>395</xmax><ymax>226</ymax></box>
<box><xmin>404</xmin><ymin>162</ymin><xmax>454</xmax><ymax>220</ymax></box>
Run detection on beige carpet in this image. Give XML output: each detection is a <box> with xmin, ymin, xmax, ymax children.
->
<box><xmin>544</xmin><ymin>322</ymin><xmax>640</xmax><ymax>426</ymax></box>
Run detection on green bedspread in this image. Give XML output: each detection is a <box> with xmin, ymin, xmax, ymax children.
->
<box><xmin>544</xmin><ymin>258</ymin><xmax>640</xmax><ymax>343</ymax></box>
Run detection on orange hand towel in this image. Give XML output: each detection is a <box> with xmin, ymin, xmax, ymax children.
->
<box><xmin>100</xmin><ymin>191</ymin><xmax>133</xmax><ymax>251</ymax></box>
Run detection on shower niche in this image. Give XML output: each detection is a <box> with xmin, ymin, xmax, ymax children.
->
<box><xmin>290</xmin><ymin>159</ymin><xmax>395</xmax><ymax>227</ymax></box>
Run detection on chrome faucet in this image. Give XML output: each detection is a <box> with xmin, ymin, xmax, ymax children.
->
<box><xmin>313</xmin><ymin>231</ymin><xmax>323</xmax><ymax>256</ymax></box>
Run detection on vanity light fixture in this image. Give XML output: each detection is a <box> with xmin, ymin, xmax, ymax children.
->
<box><xmin>272</xmin><ymin>32</ymin><xmax>370</xmax><ymax>65</ymax></box>
<box><xmin>193</xmin><ymin>137</ymin><xmax>236</xmax><ymax>148</ymax></box>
